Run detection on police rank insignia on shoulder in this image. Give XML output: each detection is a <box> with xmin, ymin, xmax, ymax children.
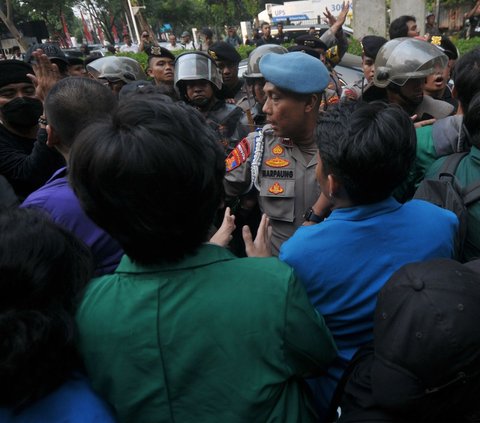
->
<box><xmin>265</xmin><ymin>157</ymin><xmax>289</xmax><ymax>168</ymax></box>
<box><xmin>225</xmin><ymin>138</ymin><xmax>251</xmax><ymax>172</ymax></box>
<box><xmin>269</xmin><ymin>182</ymin><xmax>284</xmax><ymax>195</ymax></box>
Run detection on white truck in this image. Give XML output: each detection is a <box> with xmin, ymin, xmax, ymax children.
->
<box><xmin>258</xmin><ymin>0</ymin><xmax>352</xmax><ymax>25</ymax></box>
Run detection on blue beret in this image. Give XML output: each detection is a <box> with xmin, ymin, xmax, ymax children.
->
<box><xmin>259</xmin><ymin>51</ymin><xmax>329</xmax><ymax>94</ymax></box>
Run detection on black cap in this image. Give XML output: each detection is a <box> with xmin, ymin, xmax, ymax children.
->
<box><xmin>370</xmin><ymin>259</ymin><xmax>480</xmax><ymax>412</ymax></box>
<box><xmin>0</xmin><ymin>60</ymin><xmax>33</xmax><ymax>88</ymax></box>
<box><xmin>66</xmin><ymin>55</ymin><xmax>84</xmax><ymax>66</ymax></box>
<box><xmin>295</xmin><ymin>34</ymin><xmax>328</xmax><ymax>51</ymax></box>
<box><xmin>361</xmin><ymin>35</ymin><xmax>387</xmax><ymax>60</ymax></box>
<box><xmin>24</xmin><ymin>43</ymin><xmax>68</xmax><ymax>65</ymax></box>
<box><xmin>119</xmin><ymin>80</ymin><xmax>153</xmax><ymax>98</ymax></box>
<box><xmin>287</xmin><ymin>45</ymin><xmax>320</xmax><ymax>59</ymax></box>
<box><xmin>430</xmin><ymin>35</ymin><xmax>459</xmax><ymax>60</ymax></box>
<box><xmin>145</xmin><ymin>45</ymin><xmax>175</xmax><ymax>61</ymax></box>
<box><xmin>201</xmin><ymin>27</ymin><xmax>213</xmax><ymax>38</ymax></box>
<box><xmin>208</xmin><ymin>41</ymin><xmax>241</xmax><ymax>64</ymax></box>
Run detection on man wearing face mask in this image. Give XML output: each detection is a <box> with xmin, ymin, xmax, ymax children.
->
<box><xmin>0</xmin><ymin>61</ymin><xmax>64</xmax><ymax>200</ymax></box>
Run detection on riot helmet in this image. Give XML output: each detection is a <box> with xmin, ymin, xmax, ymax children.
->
<box><xmin>243</xmin><ymin>44</ymin><xmax>288</xmax><ymax>79</ymax></box>
<box><xmin>174</xmin><ymin>51</ymin><xmax>222</xmax><ymax>99</ymax></box>
<box><xmin>86</xmin><ymin>56</ymin><xmax>147</xmax><ymax>83</ymax></box>
<box><xmin>374</xmin><ymin>37</ymin><xmax>448</xmax><ymax>88</ymax></box>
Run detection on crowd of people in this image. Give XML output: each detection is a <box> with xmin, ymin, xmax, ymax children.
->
<box><xmin>2</xmin><ymin>3</ymin><xmax>480</xmax><ymax>422</ymax></box>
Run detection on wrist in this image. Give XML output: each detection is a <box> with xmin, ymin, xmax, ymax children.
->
<box><xmin>303</xmin><ymin>207</ymin><xmax>324</xmax><ymax>223</ymax></box>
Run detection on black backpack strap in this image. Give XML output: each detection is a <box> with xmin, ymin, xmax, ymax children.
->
<box><xmin>464</xmin><ymin>183</ymin><xmax>480</xmax><ymax>206</ymax></box>
<box><xmin>438</xmin><ymin>152</ymin><xmax>469</xmax><ymax>177</ymax></box>
<box><xmin>324</xmin><ymin>343</ymin><xmax>374</xmax><ymax>423</ymax></box>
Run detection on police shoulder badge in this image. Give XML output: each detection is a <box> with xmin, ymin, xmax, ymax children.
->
<box><xmin>225</xmin><ymin>138</ymin><xmax>251</xmax><ymax>172</ymax></box>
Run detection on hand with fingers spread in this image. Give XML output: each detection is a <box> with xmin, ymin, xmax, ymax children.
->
<box><xmin>325</xmin><ymin>1</ymin><xmax>350</xmax><ymax>34</ymax></box>
<box><xmin>243</xmin><ymin>213</ymin><xmax>272</xmax><ymax>257</ymax></box>
<box><xmin>27</xmin><ymin>49</ymin><xmax>61</xmax><ymax>103</ymax></box>
<box><xmin>210</xmin><ymin>207</ymin><xmax>236</xmax><ymax>247</ymax></box>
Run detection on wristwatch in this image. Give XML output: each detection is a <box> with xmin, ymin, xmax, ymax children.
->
<box><xmin>303</xmin><ymin>207</ymin><xmax>323</xmax><ymax>223</ymax></box>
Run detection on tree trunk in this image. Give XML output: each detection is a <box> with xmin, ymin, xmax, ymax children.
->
<box><xmin>0</xmin><ymin>0</ymin><xmax>30</xmax><ymax>51</ymax></box>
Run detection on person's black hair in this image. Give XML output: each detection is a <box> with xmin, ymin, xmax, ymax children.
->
<box><xmin>0</xmin><ymin>208</ymin><xmax>93</xmax><ymax>409</ymax></box>
<box><xmin>119</xmin><ymin>83</ymin><xmax>178</xmax><ymax>101</ymax></box>
<box><xmin>69</xmin><ymin>97</ymin><xmax>225</xmax><ymax>265</ymax></box>
<box><xmin>45</xmin><ymin>77</ymin><xmax>117</xmax><ymax>148</ymax></box>
<box><xmin>316</xmin><ymin>101</ymin><xmax>416</xmax><ymax>204</ymax></box>
<box><xmin>464</xmin><ymin>92</ymin><xmax>480</xmax><ymax>148</ymax></box>
<box><xmin>389</xmin><ymin>15</ymin><xmax>416</xmax><ymax>39</ymax></box>
<box><xmin>452</xmin><ymin>46</ymin><xmax>480</xmax><ymax>111</ymax></box>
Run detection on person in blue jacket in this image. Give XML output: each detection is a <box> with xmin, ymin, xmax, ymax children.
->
<box><xmin>0</xmin><ymin>208</ymin><xmax>116</xmax><ymax>423</ymax></box>
<box><xmin>279</xmin><ymin>102</ymin><xmax>458</xmax><ymax>421</ymax></box>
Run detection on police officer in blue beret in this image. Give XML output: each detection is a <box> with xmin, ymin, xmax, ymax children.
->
<box><xmin>224</xmin><ymin>52</ymin><xmax>330</xmax><ymax>255</ymax></box>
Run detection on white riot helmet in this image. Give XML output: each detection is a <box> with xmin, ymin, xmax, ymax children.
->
<box><xmin>374</xmin><ymin>37</ymin><xmax>448</xmax><ymax>88</ymax></box>
<box><xmin>244</xmin><ymin>44</ymin><xmax>288</xmax><ymax>79</ymax></box>
<box><xmin>86</xmin><ymin>56</ymin><xmax>147</xmax><ymax>83</ymax></box>
<box><xmin>174</xmin><ymin>52</ymin><xmax>222</xmax><ymax>99</ymax></box>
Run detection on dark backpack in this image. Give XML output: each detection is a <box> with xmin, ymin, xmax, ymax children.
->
<box><xmin>414</xmin><ymin>152</ymin><xmax>480</xmax><ymax>261</ymax></box>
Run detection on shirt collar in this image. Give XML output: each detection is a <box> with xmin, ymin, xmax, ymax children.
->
<box><xmin>115</xmin><ymin>243</ymin><xmax>236</xmax><ymax>274</ymax></box>
<box><xmin>328</xmin><ymin>196</ymin><xmax>402</xmax><ymax>221</ymax></box>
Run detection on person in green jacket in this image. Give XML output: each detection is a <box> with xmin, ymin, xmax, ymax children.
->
<box><xmin>69</xmin><ymin>95</ymin><xmax>337</xmax><ymax>423</ymax></box>
<box><xmin>398</xmin><ymin>47</ymin><xmax>480</xmax><ymax>202</ymax></box>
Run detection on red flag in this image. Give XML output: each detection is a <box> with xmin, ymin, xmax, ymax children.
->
<box><xmin>110</xmin><ymin>14</ymin><xmax>119</xmax><ymax>43</ymax></box>
<box><xmin>121</xmin><ymin>18</ymin><xmax>128</xmax><ymax>36</ymax></box>
<box><xmin>61</xmin><ymin>13</ymin><xmax>72</xmax><ymax>47</ymax></box>
<box><xmin>97</xmin><ymin>25</ymin><xmax>105</xmax><ymax>44</ymax></box>
<box><xmin>80</xmin><ymin>10</ymin><xmax>94</xmax><ymax>44</ymax></box>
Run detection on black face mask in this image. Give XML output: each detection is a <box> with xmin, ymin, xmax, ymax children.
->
<box><xmin>1</xmin><ymin>96</ymin><xmax>43</xmax><ymax>129</ymax></box>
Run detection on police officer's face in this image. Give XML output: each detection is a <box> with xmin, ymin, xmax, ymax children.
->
<box><xmin>252</xmin><ymin>79</ymin><xmax>266</xmax><ymax>104</ymax></box>
<box><xmin>185</xmin><ymin>80</ymin><xmax>214</xmax><ymax>107</ymax></box>
<box><xmin>262</xmin><ymin>82</ymin><xmax>310</xmax><ymax>138</ymax></box>
<box><xmin>216</xmin><ymin>60</ymin><xmax>239</xmax><ymax>87</ymax></box>
<box><xmin>148</xmin><ymin>57</ymin><xmax>175</xmax><ymax>84</ymax></box>
<box><xmin>391</xmin><ymin>78</ymin><xmax>424</xmax><ymax>108</ymax></box>
<box><xmin>262</xmin><ymin>25</ymin><xmax>271</xmax><ymax>37</ymax></box>
<box><xmin>68</xmin><ymin>64</ymin><xmax>87</xmax><ymax>77</ymax></box>
<box><xmin>362</xmin><ymin>56</ymin><xmax>375</xmax><ymax>82</ymax></box>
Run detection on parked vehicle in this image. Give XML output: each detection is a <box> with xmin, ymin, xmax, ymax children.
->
<box><xmin>237</xmin><ymin>51</ymin><xmax>362</xmax><ymax>87</ymax></box>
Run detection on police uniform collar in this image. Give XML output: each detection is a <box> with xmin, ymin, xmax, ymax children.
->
<box><xmin>281</xmin><ymin>138</ymin><xmax>294</xmax><ymax>147</ymax></box>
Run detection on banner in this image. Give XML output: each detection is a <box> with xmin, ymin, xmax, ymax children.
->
<box><xmin>80</xmin><ymin>10</ymin><xmax>94</xmax><ymax>44</ymax></box>
<box><xmin>61</xmin><ymin>13</ymin><xmax>72</xmax><ymax>47</ymax></box>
